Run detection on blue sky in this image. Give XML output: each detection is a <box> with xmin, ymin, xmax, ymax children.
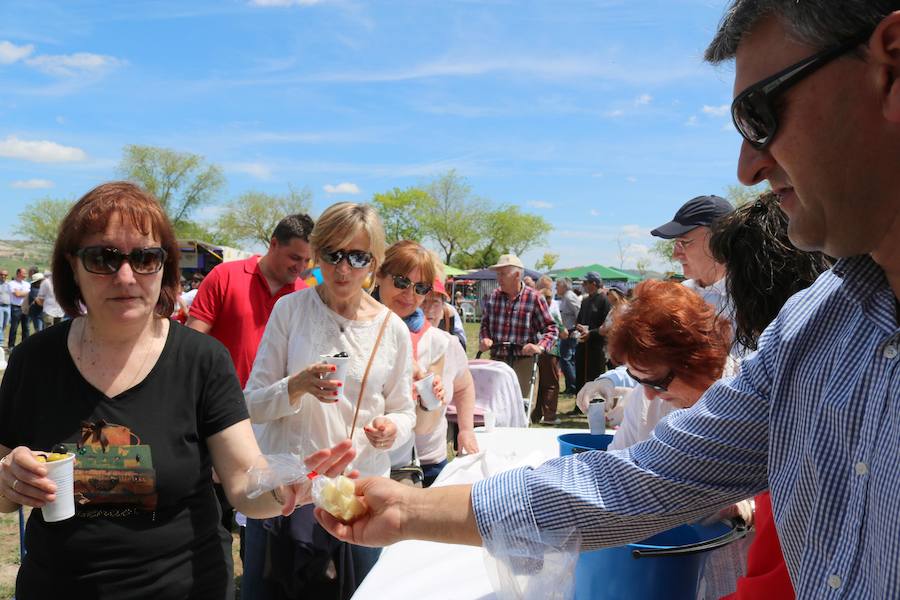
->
<box><xmin>0</xmin><ymin>0</ymin><xmax>746</xmax><ymax>271</ymax></box>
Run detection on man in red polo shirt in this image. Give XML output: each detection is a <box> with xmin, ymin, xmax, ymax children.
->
<box><xmin>186</xmin><ymin>213</ymin><xmax>313</xmax><ymax>598</ymax></box>
<box><xmin>187</xmin><ymin>213</ymin><xmax>314</xmax><ymax>386</ymax></box>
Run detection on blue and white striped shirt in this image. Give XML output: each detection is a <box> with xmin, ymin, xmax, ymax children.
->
<box><xmin>472</xmin><ymin>254</ymin><xmax>900</xmax><ymax>599</ymax></box>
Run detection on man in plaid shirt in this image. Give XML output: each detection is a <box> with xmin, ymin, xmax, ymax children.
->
<box><xmin>479</xmin><ymin>254</ymin><xmax>558</xmax><ymax>403</ymax></box>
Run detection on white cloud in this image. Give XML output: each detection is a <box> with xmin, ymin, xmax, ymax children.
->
<box><xmin>702</xmin><ymin>104</ymin><xmax>729</xmax><ymax>117</ymax></box>
<box><xmin>619</xmin><ymin>224</ymin><xmax>647</xmax><ymax>238</ymax></box>
<box><xmin>0</xmin><ymin>40</ymin><xmax>34</xmax><ymax>64</ymax></box>
<box><xmin>11</xmin><ymin>178</ymin><xmax>53</xmax><ymax>189</ymax></box>
<box><xmin>589</xmin><ymin>209</ymin><xmax>601</xmax><ymax>217</ymax></box>
<box><xmin>25</xmin><ymin>52</ymin><xmax>125</xmax><ymax>77</ymax></box>
<box><xmin>55</xmin><ymin>116</ymin><xmax>65</xmax><ymax>124</ymax></box>
<box><xmin>591</xmin><ymin>172</ymin><xmax>604</xmax><ymax>178</ymax></box>
<box><xmin>527</xmin><ymin>200</ymin><xmax>553</xmax><ymax>209</ymax></box>
<box><xmin>231</xmin><ymin>162</ymin><xmax>273</xmax><ymax>180</ymax></box>
<box><xmin>626</xmin><ymin>176</ymin><xmax>638</xmax><ymax>183</ymax></box>
<box><xmin>250</xmin><ymin>0</ymin><xmax>322</xmax><ymax>6</ymax></box>
<box><xmin>0</xmin><ymin>135</ymin><xmax>87</xmax><ymax>162</ymax></box>
<box><xmin>635</xmin><ymin>93</ymin><xmax>652</xmax><ymax>106</ymax></box>
<box><xmin>323</xmin><ymin>182</ymin><xmax>360</xmax><ymax>195</ymax></box>
<box><xmin>685</xmin><ymin>115</ymin><xmax>698</xmax><ymax>126</ymax></box>
<box><xmin>604</xmin><ymin>109</ymin><xmax>625</xmax><ymax>118</ymax></box>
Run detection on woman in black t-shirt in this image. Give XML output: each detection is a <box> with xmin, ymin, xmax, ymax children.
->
<box><xmin>0</xmin><ymin>182</ymin><xmax>356</xmax><ymax>599</ymax></box>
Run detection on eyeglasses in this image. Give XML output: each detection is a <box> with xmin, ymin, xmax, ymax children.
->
<box><xmin>673</xmin><ymin>238</ymin><xmax>696</xmax><ymax>251</ymax></box>
<box><xmin>75</xmin><ymin>246</ymin><xmax>167</xmax><ymax>275</ymax></box>
<box><xmin>320</xmin><ymin>249</ymin><xmax>373</xmax><ymax>269</ymax></box>
<box><xmin>626</xmin><ymin>367</ymin><xmax>676</xmax><ymax>392</ymax></box>
<box><xmin>731</xmin><ymin>30</ymin><xmax>871</xmax><ymax>150</ymax></box>
<box><xmin>391</xmin><ymin>274</ymin><xmax>432</xmax><ymax>296</ymax></box>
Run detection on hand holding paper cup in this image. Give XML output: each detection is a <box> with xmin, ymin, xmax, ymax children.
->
<box><xmin>414</xmin><ymin>373</ymin><xmax>442</xmax><ymax>411</ymax></box>
<box><xmin>321</xmin><ymin>352</ymin><xmax>351</xmax><ymax>403</ymax></box>
<box><xmin>39</xmin><ymin>452</ymin><xmax>76</xmax><ymax>522</ymax></box>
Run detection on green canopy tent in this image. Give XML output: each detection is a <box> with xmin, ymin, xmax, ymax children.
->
<box><xmin>549</xmin><ymin>264</ymin><xmax>641</xmax><ymax>283</ymax></box>
<box><xmin>443</xmin><ymin>265</ymin><xmax>469</xmax><ymax>277</ymax></box>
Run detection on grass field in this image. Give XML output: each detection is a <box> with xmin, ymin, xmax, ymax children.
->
<box><xmin>0</xmin><ymin>320</ymin><xmax>586</xmax><ymax>597</ymax></box>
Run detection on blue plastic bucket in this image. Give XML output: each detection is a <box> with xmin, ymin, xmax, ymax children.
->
<box><xmin>558</xmin><ymin>433</ymin><xmax>747</xmax><ymax>600</ymax></box>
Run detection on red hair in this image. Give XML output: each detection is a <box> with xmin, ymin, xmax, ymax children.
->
<box><xmin>52</xmin><ymin>181</ymin><xmax>181</xmax><ymax>317</ymax></box>
<box><xmin>607</xmin><ymin>280</ymin><xmax>730</xmax><ymax>389</ymax></box>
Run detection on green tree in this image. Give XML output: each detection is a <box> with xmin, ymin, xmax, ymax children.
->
<box><xmin>535</xmin><ymin>252</ymin><xmax>559</xmax><ymax>272</ymax></box>
<box><xmin>176</xmin><ymin>219</ymin><xmax>236</xmax><ymax>247</ymax></box>
<box><xmin>420</xmin><ymin>170</ymin><xmax>486</xmax><ymax>265</ymax></box>
<box><xmin>370</xmin><ymin>187</ymin><xmax>435</xmax><ymax>244</ymax></box>
<box><xmin>651</xmin><ymin>239</ymin><xmax>679</xmax><ymax>272</ymax></box>
<box><xmin>16</xmin><ymin>198</ymin><xmax>74</xmax><ymax>245</ymax></box>
<box><xmin>216</xmin><ymin>187</ymin><xmax>313</xmax><ymax>246</ymax></box>
<box><xmin>725</xmin><ymin>183</ymin><xmax>769</xmax><ymax>206</ymax></box>
<box><xmin>119</xmin><ymin>144</ymin><xmax>225</xmax><ymax>227</ymax></box>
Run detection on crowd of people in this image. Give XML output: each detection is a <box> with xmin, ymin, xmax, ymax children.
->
<box><xmin>1</xmin><ymin>1</ymin><xmax>899</xmax><ymax>599</ymax></box>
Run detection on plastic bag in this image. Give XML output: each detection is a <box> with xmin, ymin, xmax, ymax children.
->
<box><xmin>483</xmin><ymin>526</ymin><xmax>581</xmax><ymax>600</ymax></box>
<box><xmin>310</xmin><ymin>474</ymin><xmax>366</xmax><ymax>522</ymax></box>
<box><xmin>244</xmin><ymin>453</ymin><xmax>315</xmax><ymax>499</ymax></box>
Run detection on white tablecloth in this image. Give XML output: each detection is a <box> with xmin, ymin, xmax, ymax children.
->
<box><xmin>352</xmin><ymin>427</ymin><xmax>594</xmax><ymax>600</ymax></box>
<box><xmin>468</xmin><ymin>359</ymin><xmax>528</xmax><ymax>428</ymax></box>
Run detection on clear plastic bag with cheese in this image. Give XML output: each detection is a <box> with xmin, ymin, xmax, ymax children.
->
<box><xmin>311</xmin><ymin>474</ymin><xmax>366</xmax><ymax>522</ymax></box>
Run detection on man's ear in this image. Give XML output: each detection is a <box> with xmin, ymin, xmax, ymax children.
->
<box><xmin>870</xmin><ymin>12</ymin><xmax>900</xmax><ymax>122</ymax></box>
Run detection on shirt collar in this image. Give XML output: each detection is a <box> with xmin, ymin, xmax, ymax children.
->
<box><xmin>832</xmin><ymin>254</ymin><xmax>890</xmax><ymax>300</ymax></box>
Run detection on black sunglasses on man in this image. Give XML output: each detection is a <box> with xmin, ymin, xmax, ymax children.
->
<box><xmin>731</xmin><ymin>29</ymin><xmax>872</xmax><ymax>149</ymax></box>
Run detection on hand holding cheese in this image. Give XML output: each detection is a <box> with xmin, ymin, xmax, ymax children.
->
<box><xmin>313</xmin><ymin>474</ymin><xmax>367</xmax><ymax>523</ymax></box>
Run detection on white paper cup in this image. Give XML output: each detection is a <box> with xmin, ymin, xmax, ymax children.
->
<box><xmin>483</xmin><ymin>408</ymin><xmax>496</xmax><ymax>432</ymax></box>
<box><xmin>321</xmin><ymin>354</ymin><xmax>351</xmax><ymax>402</ymax></box>
<box><xmin>414</xmin><ymin>373</ymin><xmax>441</xmax><ymax>411</ymax></box>
<box><xmin>42</xmin><ymin>453</ymin><xmax>76</xmax><ymax>523</ymax></box>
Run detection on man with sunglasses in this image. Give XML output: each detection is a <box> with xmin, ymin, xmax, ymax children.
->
<box><xmin>313</xmin><ymin>3</ymin><xmax>900</xmax><ymax>597</ymax></box>
<box><xmin>479</xmin><ymin>254</ymin><xmax>558</xmax><ymax>412</ymax></box>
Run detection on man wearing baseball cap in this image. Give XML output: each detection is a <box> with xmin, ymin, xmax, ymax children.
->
<box><xmin>651</xmin><ymin>195</ymin><xmax>734</xmax><ymax>317</ymax></box>
<box><xmin>479</xmin><ymin>254</ymin><xmax>558</xmax><ymax>408</ymax></box>
<box><xmin>574</xmin><ymin>271</ymin><xmax>612</xmax><ymax>391</ymax></box>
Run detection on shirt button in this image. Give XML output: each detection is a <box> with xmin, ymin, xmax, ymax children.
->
<box><xmin>855</xmin><ymin>462</ymin><xmax>869</xmax><ymax>476</ymax></box>
<box><xmin>885</xmin><ymin>344</ymin><xmax>898</xmax><ymax>359</ymax></box>
<box><xmin>827</xmin><ymin>574</ymin><xmax>842</xmax><ymax>590</ymax></box>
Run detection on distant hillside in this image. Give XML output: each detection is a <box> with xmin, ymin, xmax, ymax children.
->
<box><xmin>0</xmin><ymin>239</ymin><xmax>53</xmax><ymax>273</ymax></box>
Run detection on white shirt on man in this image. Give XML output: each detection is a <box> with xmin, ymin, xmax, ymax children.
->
<box><xmin>7</xmin><ymin>279</ymin><xmax>30</xmax><ymax>307</ymax></box>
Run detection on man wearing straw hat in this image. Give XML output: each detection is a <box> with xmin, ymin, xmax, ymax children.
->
<box><xmin>479</xmin><ymin>254</ymin><xmax>558</xmax><ymax>407</ymax></box>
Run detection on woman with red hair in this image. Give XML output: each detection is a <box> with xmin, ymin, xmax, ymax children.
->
<box><xmin>606</xmin><ymin>280</ymin><xmax>734</xmax><ymax>450</ymax></box>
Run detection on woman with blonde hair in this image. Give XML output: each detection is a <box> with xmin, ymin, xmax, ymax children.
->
<box><xmin>244</xmin><ymin>202</ymin><xmax>415</xmax><ymax>598</ymax></box>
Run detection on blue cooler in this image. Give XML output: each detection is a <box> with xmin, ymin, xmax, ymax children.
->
<box><xmin>558</xmin><ymin>433</ymin><xmax>747</xmax><ymax>600</ymax></box>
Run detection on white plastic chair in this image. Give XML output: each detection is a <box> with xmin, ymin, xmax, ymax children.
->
<box><xmin>459</xmin><ymin>302</ymin><xmax>476</xmax><ymax>322</ymax></box>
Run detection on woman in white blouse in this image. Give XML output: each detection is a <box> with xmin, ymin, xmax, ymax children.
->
<box><xmin>243</xmin><ymin>202</ymin><xmax>415</xmax><ymax>597</ymax></box>
<box><xmin>377</xmin><ymin>241</ymin><xmax>479</xmax><ymax>486</ymax></box>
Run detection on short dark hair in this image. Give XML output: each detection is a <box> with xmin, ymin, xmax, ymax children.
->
<box><xmin>52</xmin><ymin>181</ymin><xmax>181</xmax><ymax>318</ymax></box>
<box><xmin>271</xmin><ymin>213</ymin><xmax>315</xmax><ymax>246</ymax></box>
<box><xmin>710</xmin><ymin>192</ymin><xmax>831</xmax><ymax>350</ymax></box>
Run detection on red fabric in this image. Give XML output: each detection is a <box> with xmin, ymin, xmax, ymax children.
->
<box><xmin>188</xmin><ymin>256</ymin><xmax>307</xmax><ymax>387</ymax></box>
<box><xmin>479</xmin><ymin>284</ymin><xmax>558</xmax><ymax>357</ymax></box>
<box><xmin>721</xmin><ymin>492</ymin><xmax>795</xmax><ymax>600</ymax></box>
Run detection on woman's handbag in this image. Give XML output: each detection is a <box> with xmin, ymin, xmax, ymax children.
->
<box><xmin>389</xmin><ymin>447</ymin><xmax>423</xmax><ymax>487</ymax></box>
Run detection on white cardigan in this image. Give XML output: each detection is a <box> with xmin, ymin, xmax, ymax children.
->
<box><xmin>244</xmin><ymin>288</ymin><xmax>415</xmax><ymax>477</ymax></box>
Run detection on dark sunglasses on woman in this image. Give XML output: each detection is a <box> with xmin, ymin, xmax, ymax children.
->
<box><xmin>626</xmin><ymin>367</ymin><xmax>676</xmax><ymax>392</ymax></box>
<box><xmin>320</xmin><ymin>249</ymin><xmax>373</xmax><ymax>269</ymax></box>
<box><xmin>731</xmin><ymin>29</ymin><xmax>871</xmax><ymax>150</ymax></box>
<box><xmin>75</xmin><ymin>246</ymin><xmax>167</xmax><ymax>275</ymax></box>
<box><xmin>391</xmin><ymin>274</ymin><xmax>432</xmax><ymax>296</ymax></box>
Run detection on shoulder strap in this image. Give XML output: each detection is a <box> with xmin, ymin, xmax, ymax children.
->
<box><xmin>347</xmin><ymin>311</ymin><xmax>392</xmax><ymax>439</ymax></box>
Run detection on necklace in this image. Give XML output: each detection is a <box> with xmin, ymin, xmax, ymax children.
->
<box><xmin>78</xmin><ymin>318</ymin><xmax>160</xmax><ymax>394</ymax></box>
<box><xmin>317</xmin><ymin>287</ymin><xmax>350</xmax><ymax>333</ymax></box>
